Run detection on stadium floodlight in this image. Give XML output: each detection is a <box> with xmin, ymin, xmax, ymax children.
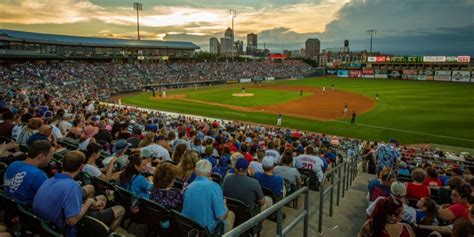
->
<box><xmin>367</xmin><ymin>29</ymin><xmax>377</xmax><ymax>53</ymax></box>
<box><xmin>133</xmin><ymin>2</ymin><xmax>143</xmax><ymax>40</ymax></box>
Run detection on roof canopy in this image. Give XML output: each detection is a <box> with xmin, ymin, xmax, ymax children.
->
<box><xmin>0</xmin><ymin>29</ymin><xmax>200</xmax><ymax>50</ymax></box>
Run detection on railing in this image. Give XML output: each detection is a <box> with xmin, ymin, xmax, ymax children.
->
<box><xmin>222</xmin><ymin>186</ymin><xmax>310</xmax><ymax>237</ymax></box>
<box><xmin>317</xmin><ymin>153</ymin><xmax>360</xmax><ymax>234</ymax></box>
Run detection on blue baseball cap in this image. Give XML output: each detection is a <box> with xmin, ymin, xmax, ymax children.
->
<box><xmin>235</xmin><ymin>158</ymin><xmax>248</xmax><ymax>171</ymax></box>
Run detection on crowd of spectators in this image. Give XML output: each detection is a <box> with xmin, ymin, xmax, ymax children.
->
<box><xmin>361</xmin><ymin>138</ymin><xmax>474</xmax><ymax>237</ymax></box>
<box><xmin>0</xmin><ymin>82</ymin><xmax>355</xmax><ymax>236</ymax></box>
<box><xmin>0</xmin><ymin>60</ymin><xmax>314</xmax><ymax>102</ymax></box>
<box><xmin>1</xmin><ymin>60</ymin><xmax>473</xmax><ymax>236</ymax></box>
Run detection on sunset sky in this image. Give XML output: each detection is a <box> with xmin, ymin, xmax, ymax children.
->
<box><xmin>1</xmin><ymin>0</ymin><xmax>473</xmax><ymax>54</ymax></box>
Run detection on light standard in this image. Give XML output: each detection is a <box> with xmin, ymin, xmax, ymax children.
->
<box><xmin>133</xmin><ymin>2</ymin><xmax>143</xmax><ymax>40</ymax></box>
<box><xmin>367</xmin><ymin>29</ymin><xmax>376</xmax><ymax>53</ymax></box>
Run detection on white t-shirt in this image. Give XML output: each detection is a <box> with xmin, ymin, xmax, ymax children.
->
<box><xmin>51</xmin><ymin>124</ymin><xmax>63</xmax><ymax>140</ymax></box>
<box><xmin>265</xmin><ymin>149</ymin><xmax>281</xmax><ymax>164</ymax></box>
<box><xmin>83</xmin><ymin>164</ymin><xmax>102</xmax><ymax>178</ymax></box>
<box><xmin>295</xmin><ymin>154</ymin><xmax>324</xmax><ymax>182</ymax></box>
<box><xmin>78</xmin><ymin>138</ymin><xmax>91</xmax><ymax>151</ymax></box>
<box><xmin>141</xmin><ymin>144</ymin><xmax>171</xmax><ymax>161</ymax></box>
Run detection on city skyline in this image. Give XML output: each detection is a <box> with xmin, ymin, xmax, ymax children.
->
<box><xmin>1</xmin><ymin>0</ymin><xmax>473</xmax><ymax>55</ymax></box>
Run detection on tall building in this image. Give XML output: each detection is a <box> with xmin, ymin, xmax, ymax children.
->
<box><xmin>224</xmin><ymin>27</ymin><xmax>234</xmax><ymax>40</ymax></box>
<box><xmin>305</xmin><ymin>38</ymin><xmax>320</xmax><ymax>59</ymax></box>
<box><xmin>246</xmin><ymin>33</ymin><xmax>257</xmax><ymax>55</ymax></box>
<box><xmin>220</xmin><ymin>37</ymin><xmax>233</xmax><ymax>55</ymax></box>
<box><xmin>236</xmin><ymin>40</ymin><xmax>244</xmax><ymax>55</ymax></box>
<box><xmin>209</xmin><ymin>37</ymin><xmax>220</xmax><ymax>54</ymax></box>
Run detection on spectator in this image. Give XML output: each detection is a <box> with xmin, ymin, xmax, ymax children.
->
<box><xmin>32</xmin><ymin>151</ymin><xmax>125</xmax><ymax>236</ymax></box>
<box><xmin>248</xmin><ymin>149</ymin><xmax>265</xmax><ymax>176</ymax></box>
<box><xmin>17</xmin><ymin>117</ymin><xmax>43</xmax><ymax>146</ymax></box>
<box><xmin>368</xmin><ymin>167</ymin><xmax>395</xmax><ymax>202</ymax></box>
<box><xmin>0</xmin><ymin>111</ymin><xmax>14</xmax><ymax>139</ymax></box>
<box><xmin>176</xmin><ymin>150</ymin><xmax>198</xmax><ymax>184</ymax></box>
<box><xmin>265</xmin><ymin>142</ymin><xmax>280</xmax><ymax>165</ymax></box>
<box><xmin>103</xmin><ymin>139</ymin><xmax>129</xmax><ymax>170</ymax></box>
<box><xmin>358</xmin><ymin>196</ymin><xmax>415</xmax><ymax>237</ymax></box>
<box><xmin>138</xmin><ymin>132</ymin><xmax>154</xmax><ymax>148</ymax></box>
<box><xmin>12</xmin><ymin>113</ymin><xmax>32</xmax><ymax>142</ymax></box>
<box><xmin>223</xmin><ymin>158</ymin><xmax>270</xmax><ymax>212</ymax></box>
<box><xmin>203</xmin><ymin>145</ymin><xmax>217</xmax><ymax>168</ymax></box>
<box><xmin>26</xmin><ymin>124</ymin><xmax>55</xmax><ymax>147</ymax></box>
<box><xmin>438</xmin><ymin>184</ymin><xmax>472</xmax><ymax>222</ymax></box>
<box><xmin>151</xmin><ymin>162</ymin><xmax>183</xmax><ymax>210</ymax></box>
<box><xmin>406</xmin><ymin>168</ymin><xmax>430</xmax><ymax>200</ymax></box>
<box><xmin>439</xmin><ymin>177</ymin><xmax>464</xmax><ymax>205</ymax></box>
<box><xmin>182</xmin><ymin>159</ymin><xmax>234</xmax><ymax>234</ymax></box>
<box><xmin>140</xmin><ymin>139</ymin><xmax>171</xmax><ymax>162</ymax></box>
<box><xmin>3</xmin><ymin>140</ymin><xmax>52</xmax><ymax>206</ymax></box>
<box><xmin>254</xmin><ymin>156</ymin><xmax>285</xmax><ymax>197</ymax></box>
<box><xmin>274</xmin><ymin>153</ymin><xmax>301</xmax><ymax>186</ymax></box>
<box><xmin>118</xmin><ymin>155</ymin><xmax>153</xmax><ymax>199</ymax></box>
<box><xmin>78</xmin><ymin>125</ymin><xmax>98</xmax><ymax>150</ymax></box>
<box><xmin>423</xmin><ymin>167</ymin><xmax>442</xmax><ymax>188</ymax></box>
<box><xmin>172</xmin><ymin>143</ymin><xmax>188</xmax><ymax>163</ymax></box>
<box><xmin>83</xmin><ymin>143</ymin><xmax>120</xmax><ymax>181</ymax></box>
<box><xmin>375</xmin><ymin>139</ymin><xmax>400</xmax><ymax>178</ymax></box>
<box><xmin>295</xmin><ymin>146</ymin><xmax>324</xmax><ymax>183</ymax></box>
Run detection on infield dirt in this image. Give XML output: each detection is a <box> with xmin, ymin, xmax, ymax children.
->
<box><xmin>150</xmin><ymin>85</ymin><xmax>376</xmax><ymax>120</ymax></box>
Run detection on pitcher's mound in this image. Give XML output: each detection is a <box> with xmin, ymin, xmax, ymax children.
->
<box><xmin>232</xmin><ymin>93</ymin><xmax>254</xmax><ymax>97</ymax></box>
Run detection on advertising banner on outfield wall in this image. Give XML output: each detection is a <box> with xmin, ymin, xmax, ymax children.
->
<box><xmin>451</xmin><ymin>71</ymin><xmax>471</xmax><ymax>82</ymax></box>
<box><xmin>327</xmin><ymin>69</ymin><xmax>337</xmax><ymax>75</ymax></box>
<box><xmin>240</xmin><ymin>78</ymin><xmax>252</xmax><ymax>83</ymax></box>
<box><xmin>458</xmin><ymin>56</ymin><xmax>471</xmax><ymax>63</ymax></box>
<box><xmin>388</xmin><ymin>70</ymin><xmax>402</xmax><ymax>79</ymax></box>
<box><xmin>426</xmin><ymin>76</ymin><xmax>434</xmax><ymax>81</ymax></box>
<box><xmin>434</xmin><ymin>76</ymin><xmax>451</xmax><ymax>81</ymax></box>
<box><xmin>435</xmin><ymin>70</ymin><xmax>451</xmax><ymax>76</ymax></box>
<box><xmin>337</xmin><ymin>70</ymin><xmax>349</xmax><ymax>78</ymax></box>
<box><xmin>374</xmin><ymin>74</ymin><xmax>388</xmax><ymax>79</ymax></box>
<box><xmin>362</xmin><ymin>69</ymin><xmax>374</xmax><ymax>75</ymax></box>
<box><xmin>418</xmin><ymin>69</ymin><xmax>434</xmax><ymax>76</ymax></box>
<box><xmin>417</xmin><ymin>75</ymin><xmax>427</xmax><ymax>80</ymax></box>
<box><xmin>471</xmin><ymin>72</ymin><xmax>474</xmax><ymax>83</ymax></box>
<box><xmin>375</xmin><ymin>69</ymin><xmax>387</xmax><ymax>74</ymax></box>
<box><xmin>265</xmin><ymin>77</ymin><xmax>275</xmax><ymax>81</ymax></box>
<box><xmin>367</xmin><ymin>56</ymin><xmax>377</xmax><ymax>62</ymax></box>
<box><xmin>349</xmin><ymin>70</ymin><xmax>361</xmax><ymax>78</ymax></box>
<box><xmin>423</xmin><ymin>56</ymin><xmax>446</xmax><ymax>62</ymax></box>
<box><xmin>362</xmin><ymin>75</ymin><xmax>375</xmax><ymax>78</ymax></box>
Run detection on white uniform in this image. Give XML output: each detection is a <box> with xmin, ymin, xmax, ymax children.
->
<box><xmin>295</xmin><ymin>154</ymin><xmax>324</xmax><ymax>182</ymax></box>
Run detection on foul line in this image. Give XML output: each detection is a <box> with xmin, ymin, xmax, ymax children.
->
<box><xmin>331</xmin><ymin>120</ymin><xmax>474</xmax><ymax>142</ymax></box>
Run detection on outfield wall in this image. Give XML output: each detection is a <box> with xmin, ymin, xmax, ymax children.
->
<box><xmin>328</xmin><ymin>69</ymin><xmax>474</xmax><ymax>83</ymax></box>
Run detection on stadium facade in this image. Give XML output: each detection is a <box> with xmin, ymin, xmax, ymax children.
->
<box><xmin>0</xmin><ymin>29</ymin><xmax>200</xmax><ymax>61</ymax></box>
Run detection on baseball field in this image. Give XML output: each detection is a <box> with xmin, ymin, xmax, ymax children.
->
<box><xmin>121</xmin><ymin>77</ymin><xmax>474</xmax><ymax>149</ymax></box>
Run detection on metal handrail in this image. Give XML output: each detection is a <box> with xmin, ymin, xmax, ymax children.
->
<box><xmin>222</xmin><ymin>186</ymin><xmax>309</xmax><ymax>237</ymax></box>
<box><xmin>317</xmin><ymin>153</ymin><xmax>360</xmax><ymax>234</ymax></box>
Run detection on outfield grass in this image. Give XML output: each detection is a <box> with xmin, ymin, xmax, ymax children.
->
<box><xmin>121</xmin><ymin>78</ymin><xmax>474</xmax><ymax>148</ymax></box>
<box><xmin>183</xmin><ymin>88</ymin><xmax>311</xmax><ymax>107</ymax></box>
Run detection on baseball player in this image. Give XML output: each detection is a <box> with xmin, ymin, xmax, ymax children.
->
<box><xmin>343</xmin><ymin>103</ymin><xmax>348</xmax><ymax>115</ymax></box>
<box><xmin>277</xmin><ymin>112</ymin><xmax>282</xmax><ymax>126</ymax></box>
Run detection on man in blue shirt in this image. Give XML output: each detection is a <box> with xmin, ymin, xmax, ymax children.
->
<box><xmin>33</xmin><ymin>151</ymin><xmax>125</xmax><ymax>236</ymax></box>
<box><xmin>182</xmin><ymin>159</ymin><xmax>234</xmax><ymax>234</ymax></box>
<box><xmin>3</xmin><ymin>140</ymin><xmax>52</xmax><ymax>206</ymax></box>
<box><xmin>254</xmin><ymin>156</ymin><xmax>285</xmax><ymax>197</ymax></box>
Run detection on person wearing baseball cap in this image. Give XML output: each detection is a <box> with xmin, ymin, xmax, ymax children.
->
<box><xmin>223</xmin><ymin>158</ymin><xmax>270</xmax><ymax>212</ymax></box>
<box><xmin>254</xmin><ymin>156</ymin><xmax>285</xmax><ymax>197</ymax></box>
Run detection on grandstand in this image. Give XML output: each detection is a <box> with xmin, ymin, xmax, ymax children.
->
<box><xmin>0</xmin><ymin>29</ymin><xmax>199</xmax><ymax>60</ymax></box>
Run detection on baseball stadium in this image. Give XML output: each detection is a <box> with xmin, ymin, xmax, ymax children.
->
<box><xmin>1</xmin><ymin>1</ymin><xmax>474</xmax><ymax>237</ymax></box>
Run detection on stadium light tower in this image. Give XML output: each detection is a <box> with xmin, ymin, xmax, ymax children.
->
<box><xmin>133</xmin><ymin>2</ymin><xmax>143</xmax><ymax>40</ymax></box>
<box><xmin>367</xmin><ymin>29</ymin><xmax>377</xmax><ymax>53</ymax></box>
